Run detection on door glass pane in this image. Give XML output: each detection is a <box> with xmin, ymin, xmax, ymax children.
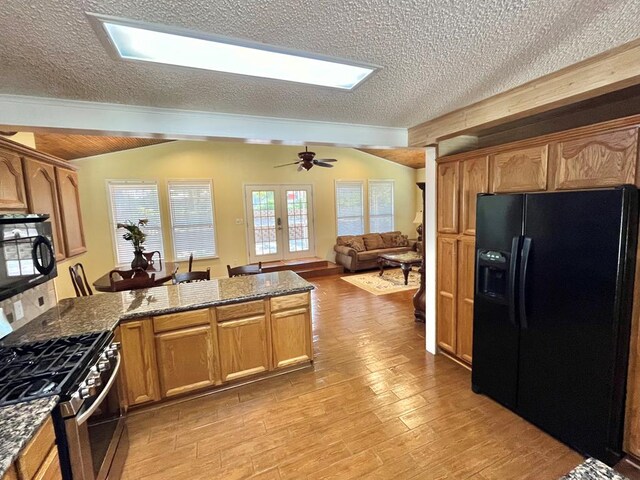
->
<box><xmin>286</xmin><ymin>190</ymin><xmax>310</xmax><ymax>252</ymax></box>
<box><xmin>252</xmin><ymin>191</ymin><xmax>278</xmax><ymax>256</ymax></box>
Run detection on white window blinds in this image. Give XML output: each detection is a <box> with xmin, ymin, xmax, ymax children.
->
<box><xmin>108</xmin><ymin>181</ymin><xmax>164</xmax><ymax>265</ymax></box>
<box><xmin>335</xmin><ymin>181</ymin><xmax>364</xmax><ymax>236</ymax></box>
<box><xmin>369</xmin><ymin>180</ymin><xmax>395</xmax><ymax>233</ymax></box>
<box><xmin>168</xmin><ymin>180</ymin><xmax>217</xmax><ymax>260</ymax></box>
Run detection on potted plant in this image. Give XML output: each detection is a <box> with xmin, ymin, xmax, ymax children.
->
<box><xmin>117</xmin><ymin>219</ymin><xmax>149</xmax><ymax>270</ymax></box>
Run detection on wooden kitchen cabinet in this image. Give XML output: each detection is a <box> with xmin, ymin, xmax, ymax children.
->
<box><xmin>217</xmin><ymin>314</ymin><xmax>270</xmax><ymax>382</ymax></box>
<box><xmin>270</xmin><ymin>293</ymin><xmax>313</xmax><ymax>369</ymax></box>
<box><xmin>437</xmin><ymin>236</ymin><xmax>457</xmax><ymax>354</ymax></box>
<box><xmin>437</xmin><ymin>162</ymin><xmax>459</xmax><ymax>233</ymax></box>
<box><xmin>119</xmin><ymin>320</ymin><xmax>160</xmax><ymax>406</ymax></box>
<box><xmin>549</xmin><ymin>128</ymin><xmax>638</xmax><ymax>190</ymax></box>
<box><xmin>15</xmin><ymin>417</ymin><xmax>61</xmax><ymax>480</ymax></box>
<box><xmin>0</xmin><ymin>148</ymin><xmax>27</xmax><ymax>211</ymax></box>
<box><xmin>490</xmin><ymin>144</ymin><xmax>548</xmax><ymax>193</ymax></box>
<box><xmin>22</xmin><ymin>157</ymin><xmax>66</xmax><ymax>261</ymax></box>
<box><xmin>456</xmin><ymin>237</ymin><xmax>476</xmax><ymax>364</ymax></box>
<box><xmin>155</xmin><ymin>325</ymin><xmax>219</xmax><ymax>397</ymax></box>
<box><xmin>55</xmin><ymin>168</ymin><xmax>86</xmax><ymax>257</ymax></box>
<box><xmin>2</xmin><ymin>464</ymin><xmax>18</xmax><ymax>480</ymax></box>
<box><xmin>460</xmin><ymin>157</ymin><xmax>488</xmax><ymax>236</ymax></box>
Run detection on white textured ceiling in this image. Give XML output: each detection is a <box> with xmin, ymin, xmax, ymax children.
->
<box><xmin>1</xmin><ymin>0</ymin><xmax>639</xmax><ymax>128</ymax></box>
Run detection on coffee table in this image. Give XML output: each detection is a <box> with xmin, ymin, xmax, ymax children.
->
<box><xmin>377</xmin><ymin>251</ymin><xmax>423</xmax><ymax>285</ymax></box>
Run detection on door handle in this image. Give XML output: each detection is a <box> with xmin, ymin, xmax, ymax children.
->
<box><xmin>508</xmin><ymin>236</ymin><xmax>522</xmax><ymax>327</ymax></box>
<box><xmin>519</xmin><ymin>237</ymin><xmax>532</xmax><ymax>330</ymax></box>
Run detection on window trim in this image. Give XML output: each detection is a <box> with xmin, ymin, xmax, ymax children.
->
<box><xmin>106</xmin><ymin>179</ymin><xmax>165</xmax><ymax>266</ymax></box>
<box><xmin>368</xmin><ymin>179</ymin><xmax>395</xmax><ymax>233</ymax></box>
<box><xmin>167</xmin><ymin>178</ymin><xmax>219</xmax><ymax>262</ymax></box>
<box><xmin>335</xmin><ymin>180</ymin><xmax>365</xmax><ymax>236</ymax></box>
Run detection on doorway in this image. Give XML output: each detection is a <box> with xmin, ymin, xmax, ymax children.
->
<box><xmin>244</xmin><ymin>184</ymin><xmax>315</xmax><ymax>263</ymax></box>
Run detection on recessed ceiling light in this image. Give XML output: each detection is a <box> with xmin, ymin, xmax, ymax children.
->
<box><xmin>89</xmin><ymin>14</ymin><xmax>378</xmax><ymax>90</ymax></box>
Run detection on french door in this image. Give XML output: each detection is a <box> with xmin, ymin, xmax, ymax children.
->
<box><xmin>245</xmin><ymin>185</ymin><xmax>315</xmax><ymax>263</ymax></box>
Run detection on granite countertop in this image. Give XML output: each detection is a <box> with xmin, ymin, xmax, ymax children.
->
<box><xmin>560</xmin><ymin>458</ymin><xmax>629</xmax><ymax>480</ymax></box>
<box><xmin>0</xmin><ymin>396</ymin><xmax>59</xmax><ymax>478</ymax></box>
<box><xmin>2</xmin><ymin>271</ymin><xmax>314</xmax><ymax>345</ymax></box>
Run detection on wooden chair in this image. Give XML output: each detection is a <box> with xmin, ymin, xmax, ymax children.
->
<box><xmin>142</xmin><ymin>250</ymin><xmax>162</xmax><ymax>269</ymax></box>
<box><xmin>227</xmin><ymin>262</ymin><xmax>263</xmax><ymax>277</ymax></box>
<box><xmin>69</xmin><ymin>263</ymin><xmax>93</xmax><ymax>297</ymax></box>
<box><xmin>108</xmin><ymin>268</ymin><xmax>156</xmax><ymax>292</ymax></box>
<box><xmin>173</xmin><ymin>268</ymin><xmax>211</xmax><ymax>284</ymax></box>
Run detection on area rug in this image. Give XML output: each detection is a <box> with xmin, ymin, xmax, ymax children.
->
<box><xmin>559</xmin><ymin>458</ymin><xmax>628</xmax><ymax>480</ymax></box>
<box><xmin>341</xmin><ymin>268</ymin><xmax>419</xmax><ymax>295</ymax></box>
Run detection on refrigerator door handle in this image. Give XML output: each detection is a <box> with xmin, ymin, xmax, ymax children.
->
<box><xmin>519</xmin><ymin>237</ymin><xmax>532</xmax><ymax>329</ymax></box>
<box><xmin>508</xmin><ymin>236</ymin><xmax>522</xmax><ymax>327</ymax></box>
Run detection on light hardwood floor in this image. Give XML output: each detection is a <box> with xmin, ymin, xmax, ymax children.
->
<box><xmin>122</xmin><ymin>274</ymin><xmax>585</xmax><ymax>480</ymax></box>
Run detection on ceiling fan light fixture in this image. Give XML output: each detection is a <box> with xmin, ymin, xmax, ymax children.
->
<box><xmin>89</xmin><ymin>14</ymin><xmax>379</xmax><ymax>90</ymax></box>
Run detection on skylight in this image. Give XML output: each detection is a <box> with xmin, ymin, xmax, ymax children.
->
<box><xmin>95</xmin><ymin>17</ymin><xmax>377</xmax><ymax>90</ymax></box>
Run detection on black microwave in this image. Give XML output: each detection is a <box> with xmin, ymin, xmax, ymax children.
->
<box><xmin>0</xmin><ymin>214</ymin><xmax>58</xmax><ymax>302</ymax></box>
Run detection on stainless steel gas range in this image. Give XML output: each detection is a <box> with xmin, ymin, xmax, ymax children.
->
<box><xmin>0</xmin><ymin>332</ymin><xmax>128</xmax><ymax>479</ymax></box>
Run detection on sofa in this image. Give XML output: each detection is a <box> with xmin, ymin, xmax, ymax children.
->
<box><xmin>334</xmin><ymin>231</ymin><xmax>417</xmax><ymax>272</ymax></box>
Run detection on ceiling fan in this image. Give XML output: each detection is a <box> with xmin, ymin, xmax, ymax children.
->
<box><xmin>274</xmin><ymin>147</ymin><xmax>337</xmax><ymax>171</ymax></box>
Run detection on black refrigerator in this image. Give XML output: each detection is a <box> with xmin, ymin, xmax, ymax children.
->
<box><xmin>471</xmin><ymin>186</ymin><xmax>638</xmax><ymax>466</ymax></box>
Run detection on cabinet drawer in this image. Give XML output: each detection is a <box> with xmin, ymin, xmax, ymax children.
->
<box><xmin>270</xmin><ymin>293</ymin><xmax>310</xmax><ymax>312</ymax></box>
<box><xmin>153</xmin><ymin>309</ymin><xmax>210</xmax><ymax>333</ymax></box>
<box><xmin>3</xmin><ymin>464</ymin><xmax>18</xmax><ymax>480</ymax></box>
<box><xmin>17</xmin><ymin>418</ymin><xmax>56</xmax><ymax>480</ymax></box>
<box><xmin>216</xmin><ymin>301</ymin><xmax>265</xmax><ymax>322</ymax></box>
<box><xmin>32</xmin><ymin>447</ymin><xmax>61</xmax><ymax>480</ymax></box>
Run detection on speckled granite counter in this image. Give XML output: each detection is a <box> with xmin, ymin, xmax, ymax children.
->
<box><xmin>0</xmin><ymin>396</ymin><xmax>59</xmax><ymax>478</ymax></box>
<box><xmin>2</xmin><ymin>271</ymin><xmax>314</xmax><ymax>345</ymax></box>
<box><xmin>560</xmin><ymin>458</ymin><xmax>629</xmax><ymax>479</ymax></box>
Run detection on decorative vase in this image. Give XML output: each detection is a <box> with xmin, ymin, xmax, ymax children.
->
<box><xmin>131</xmin><ymin>250</ymin><xmax>149</xmax><ymax>270</ymax></box>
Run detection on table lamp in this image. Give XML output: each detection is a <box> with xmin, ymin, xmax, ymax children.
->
<box><xmin>413</xmin><ymin>210</ymin><xmax>423</xmax><ymax>241</ymax></box>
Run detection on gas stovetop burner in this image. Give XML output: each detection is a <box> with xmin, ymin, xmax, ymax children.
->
<box><xmin>0</xmin><ymin>332</ymin><xmax>110</xmax><ymax>406</ymax></box>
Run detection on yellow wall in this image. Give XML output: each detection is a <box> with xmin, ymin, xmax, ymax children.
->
<box><xmin>54</xmin><ymin>141</ymin><xmax>419</xmax><ymax>299</ymax></box>
<box><xmin>2</xmin><ymin>132</ymin><xmax>36</xmax><ymax>148</ymax></box>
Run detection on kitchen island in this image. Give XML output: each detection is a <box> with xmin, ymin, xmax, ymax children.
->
<box><xmin>2</xmin><ymin>271</ymin><xmax>315</xmax><ymax>409</ymax></box>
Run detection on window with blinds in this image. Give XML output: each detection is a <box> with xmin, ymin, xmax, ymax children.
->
<box><xmin>369</xmin><ymin>180</ymin><xmax>395</xmax><ymax>233</ymax></box>
<box><xmin>168</xmin><ymin>180</ymin><xmax>217</xmax><ymax>260</ymax></box>
<box><xmin>335</xmin><ymin>181</ymin><xmax>364</xmax><ymax>236</ymax></box>
<box><xmin>108</xmin><ymin>181</ymin><xmax>164</xmax><ymax>265</ymax></box>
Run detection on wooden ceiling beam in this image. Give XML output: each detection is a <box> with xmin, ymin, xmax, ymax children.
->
<box><xmin>357</xmin><ymin>148</ymin><xmax>425</xmax><ymax>169</ymax></box>
<box><xmin>409</xmin><ymin>37</ymin><xmax>640</xmax><ymax>147</ymax></box>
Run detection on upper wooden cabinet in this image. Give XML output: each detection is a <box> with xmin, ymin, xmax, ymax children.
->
<box><xmin>0</xmin><ymin>148</ymin><xmax>27</xmax><ymax>210</ymax></box>
<box><xmin>119</xmin><ymin>320</ymin><xmax>160</xmax><ymax>406</ymax></box>
<box><xmin>22</xmin><ymin>157</ymin><xmax>66</xmax><ymax>261</ymax></box>
<box><xmin>456</xmin><ymin>237</ymin><xmax>476</xmax><ymax>364</ymax></box>
<box><xmin>550</xmin><ymin>128</ymin><xmax>638</xmax><ymax>190</ymax></box>
<box><xmin>490</xmin><ymin>144</ymin><xmax>549</xmax><ymax>193</ymax></box>
<box><xmin>437</xmin><ymin>162</ymin><xmax>459</xmax><ymax>233</ymax></box>
<box><xmin>437</xmin><ymin>236</ymin><xmax>457</xmax><ymax>354</ymax></box>
<box><xmin>55</xmin><ymin>168</ymin><xmax>86</xmax><ymax>257</ymax></box>
<box><xmin>460</xmin><ymin>157</ymin><xmax>488</xmax><ymax>236</ymax></box>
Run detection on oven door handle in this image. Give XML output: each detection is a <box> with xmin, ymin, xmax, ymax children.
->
<box><xmin>76</xmin><ymin>352</ymin><xmax>121</xmax><ymax>426</ymax></box>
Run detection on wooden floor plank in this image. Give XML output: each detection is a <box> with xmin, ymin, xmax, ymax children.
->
<box><xmin>122</xmin><ymin>274</ymin><xmax>586</xmax><ymax>479</ymax></box>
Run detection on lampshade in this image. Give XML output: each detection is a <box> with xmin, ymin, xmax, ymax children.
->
<box><xmin>413</xmin><ymin>210</ymin><xmax>423</xmax><ymax>224</ymax></box>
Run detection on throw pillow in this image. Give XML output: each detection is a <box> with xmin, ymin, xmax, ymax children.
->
<box><xmin>345</xmin><ymin>237</ymin><xmax>365</xmax><ymax>252</ymax></box>
<box><xmin>396</xmin><ymin>234</ymin><xmax>409</xmax><ymax>247</ymax></box>
<box><xmin>363</xmin><ymin>234</ymin><xmax>385</xmax><ymax>250</ymax></box>
<box><xmin>381</xmin><ymin>233</ymin><xmax>396</xmax><ymax>248</ymax></box>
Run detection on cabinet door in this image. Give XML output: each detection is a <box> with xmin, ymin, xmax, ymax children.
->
<box><xmin>0</xmin><ymin>149</ymin><xmax>27</xmax><ymax>210</ymax></box>
<box><xmin>32</xmin><ymin>447</ymin><xmax>61</xmax><ymax>480</ymax></box>
<box><xmin>271</xmin><ymin>307</ymin><xmax>312</xmax><ymax>369</ymax></box>
<box><xmin>155</xmin><ymin>325</ymin><xmax>218</xmax><ymax>397</ymax></box>
<box><xmin>120</xmin><ymin>320</ymin><xmax>160</xmax><ymax>406</ymax></box>
<box><xmin>217</xmin><ymin>315</ymin><xmax>269</xmax><ymax>382</ymax></box>
<box><xmin>437</xmin><ymin>162</ymin><xmax>459</xmax><ymax>233</ymax></box>
<box><xmin>55</xmin><ymin>168</ymin><xmax>86</xmax><ymax>257</ymax></box>
<box><xmin>550</xmin><ymin>128</ymin><xmax>638</xmax><ymax>190</ymax></box>
<box><xmin>22</xmin><ymin>158</ymin><xmax>65</xmax><ymax>260</ymax></box>
<box><xmin>490</xmin><ymin>145</ymin><xmax>548</xmax><ymax>193</ymax></box>
<box><xmin>456</xmin><ymin>237</ymin><xmax>475</xmax><ymax>364</ymax></box>
<box><xmin>437</xmin><ymin>236</ymin><xmax>457</xmax><ymax>354</ymax></box>
<box><xmin>2</xmin><ymin>464</ymin><xmax>17</xmax><ymax>480</ymax></box>
<box><xmin>460</xmin><ymin>157</ymin><xmax>488</xmax><ymax>236</ymax></box>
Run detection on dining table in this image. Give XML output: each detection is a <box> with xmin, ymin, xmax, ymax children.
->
<box><xmin>92</xmin><ymin>261</ymin><xmax>179</xmax><ymax>293</ymax></box>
